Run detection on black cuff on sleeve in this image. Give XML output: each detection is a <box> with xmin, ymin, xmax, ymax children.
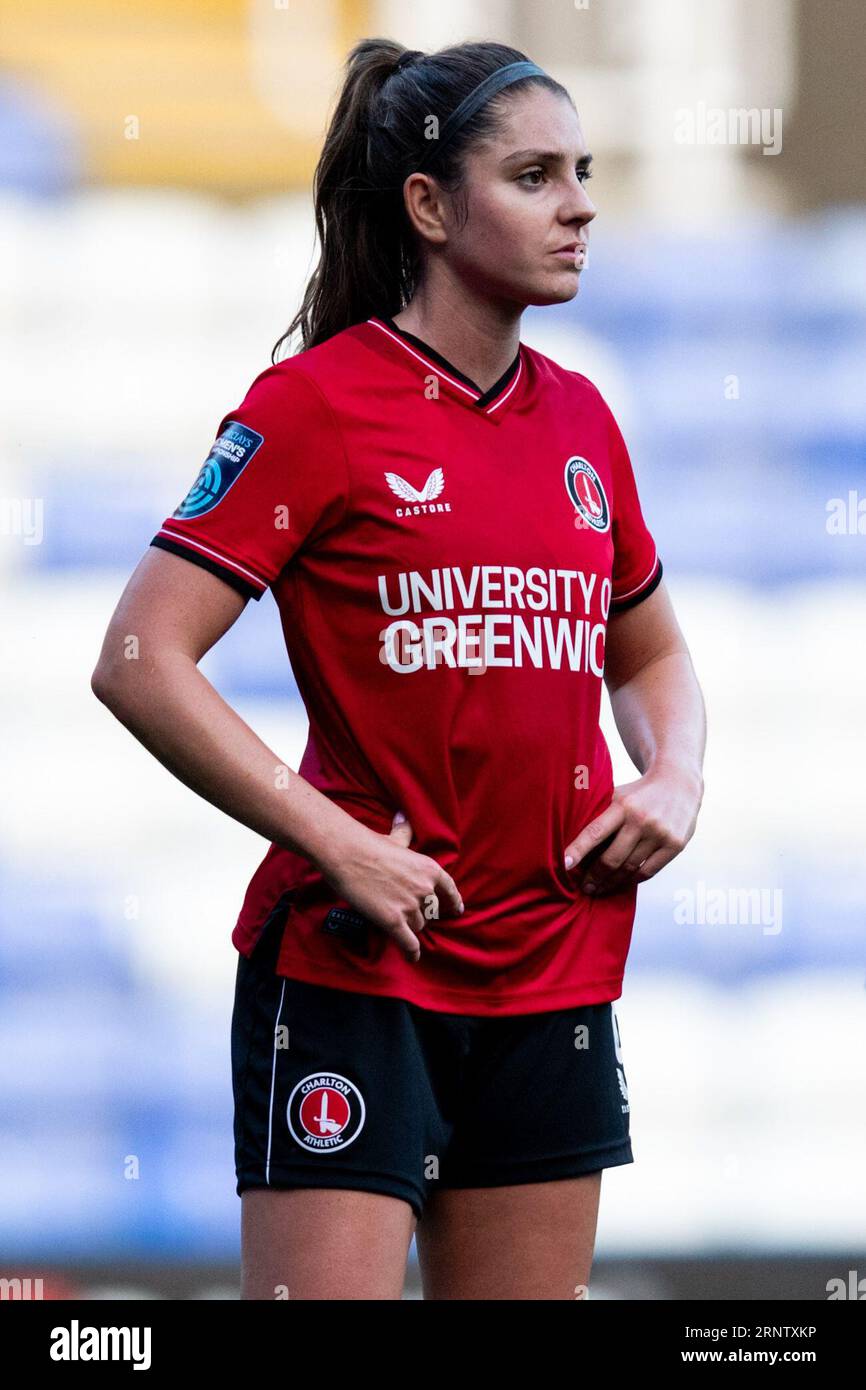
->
<box><xmin>609</xmin><ymin>558</ymin><xmax>663</xmax><ymax>613</ymax></box>
<box><xmin>149</xmin><ymin>535</ymin><xmax>265</xmax><ymax>601</ymax></box>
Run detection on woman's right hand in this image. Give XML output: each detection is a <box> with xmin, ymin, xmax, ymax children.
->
<box><xmin>319</xmin><ymin>811</ymin><xmax>464</xmax><ymax>962</ymax></box>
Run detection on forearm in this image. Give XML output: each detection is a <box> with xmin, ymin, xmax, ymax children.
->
<box><xmin>91</xmin><ymin>651</ymin><xmax>368</xmax><ymax>875</ymax></box>
<box><xmin>607</xmin><ymin>649</ymin><xmax>706</xmax><ymax>786</ymax></box>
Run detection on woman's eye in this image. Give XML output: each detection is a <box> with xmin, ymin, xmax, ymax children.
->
<box><xmin>518</xmin><ymin>167</ymin><xmax>594</xmax><ymax>187</ymax></box>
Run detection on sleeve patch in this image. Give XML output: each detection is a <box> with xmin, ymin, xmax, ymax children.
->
<box><xmin>173</xmin><ymin>421</ymin><xmax>264</xmax><ymax>519</ymax></box>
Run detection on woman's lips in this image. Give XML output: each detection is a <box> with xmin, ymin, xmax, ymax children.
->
<box><xmin>553</xmin><ymin>245</ymin><xmax>588</xmax><ymax>266</ymax></box>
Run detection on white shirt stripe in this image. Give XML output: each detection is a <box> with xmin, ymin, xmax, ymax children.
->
<box><xmin>156</xmin><ymin>527</ymin><xmax>268</xmax><ymax>590</ymax></box>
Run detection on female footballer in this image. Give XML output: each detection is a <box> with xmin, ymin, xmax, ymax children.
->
<box><xmin>91</xmin><ymin>38</ymin><xmax>706</xmax><ymax>1300</ymax></box>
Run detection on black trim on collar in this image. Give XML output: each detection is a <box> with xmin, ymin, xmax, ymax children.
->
<box><xmin>382</xmin><ymin>316</ymin><xmax>520</xmax><ymax>407</ymax></box>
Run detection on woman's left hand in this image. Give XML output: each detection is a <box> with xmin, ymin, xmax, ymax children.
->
<box><xmin>563</xmin><ymin>761</ymin><xmax>704</xmax><ymax>897</ymax></box>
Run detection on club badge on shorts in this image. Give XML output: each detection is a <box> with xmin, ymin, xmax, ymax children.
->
<box><xmin>287</xmin><ymin>1073</ymin><xmax>366</xmax><ymax>1154</ymax></box>
<box><xmin>564</xmin><ymin>456</ymin><xmax>610</xmax><ymax>532</ymax></box>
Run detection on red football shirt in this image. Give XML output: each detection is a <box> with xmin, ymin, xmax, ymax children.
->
<box><xmin>151</xmin><ymin>316</ymin><xmax>662</xmax><ymax>1015</ymax></box>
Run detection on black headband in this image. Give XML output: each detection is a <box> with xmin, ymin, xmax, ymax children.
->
<box><xmin>370</xmin><ymin>58</ymin><xmax>549</xmax><ymax>190</ymax></box>
<box><xmin>413</xmin><ymin>60</ymin><xmax>547</xmax><ymax>172</ymax></box>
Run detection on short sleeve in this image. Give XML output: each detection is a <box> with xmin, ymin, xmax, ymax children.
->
<box><xmin>601</xmin><ymin>394</ymin><xmax>663</xmax><ymax>613</ymax></box>
<box><xmin>149</xmin><ymin>364</ymin><xmax>350</xmax><ymax>600</ymax></box>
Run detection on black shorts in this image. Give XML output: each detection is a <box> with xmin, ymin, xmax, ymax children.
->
<box><xmin>232</xmin><ymin>907</ymin><xmax>633</xmax><ymax>1221</ymax></box>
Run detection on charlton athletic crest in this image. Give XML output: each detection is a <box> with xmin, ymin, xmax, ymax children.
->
<box><xmin>287</xmin><ymin>1073</ymin><xmax>366</xmax><ymax>1154</ymax></box>
<box><xmin>564</xmin><ymin>456</ymin><xmax>610</xmax><ymax>533</ymax></box>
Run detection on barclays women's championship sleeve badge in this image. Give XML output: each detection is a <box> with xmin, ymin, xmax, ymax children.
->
<box><xmin>173</xmin><ymin>421</ymin><xmax>265</xmax><ymax>519</ymax></box>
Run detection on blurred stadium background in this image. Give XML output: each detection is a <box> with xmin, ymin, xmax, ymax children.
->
<box><xmin>1</xmin><ymin>0</ymin><xmax>864</xmax><ymax>1300</ymax></box>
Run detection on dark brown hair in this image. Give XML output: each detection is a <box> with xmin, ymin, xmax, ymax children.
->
<box><xmin>271</xmin><ymin>38</ymin><xmax>568</xmax><ymax>361</ymax></box>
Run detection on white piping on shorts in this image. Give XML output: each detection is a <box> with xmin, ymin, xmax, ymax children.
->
<box><xmin>265</xmin><ymin>978</ymin><xmax>287</xmax><ymax>1184</ymax></box>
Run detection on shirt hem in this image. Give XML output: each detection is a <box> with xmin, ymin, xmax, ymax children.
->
<box><xmin>233</xmin><ymin>932</ymin><xmax>624</xmax><ymax>1015</ymax></box>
